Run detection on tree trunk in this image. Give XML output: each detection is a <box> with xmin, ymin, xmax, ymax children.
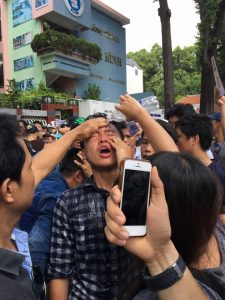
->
<box><xmin>199</xmin><ymin>62</ymin><xmax>214</xmax><ymax>113</ymax></box>
<box><xmin>158</xmin><ymin>0</ymin><xmax>175</xmax><ymax>113</ymax></box>
<box><xmin>199</xmin><ymin>0</ymin><xmax>225</xmax><ymax>114</ymax></box>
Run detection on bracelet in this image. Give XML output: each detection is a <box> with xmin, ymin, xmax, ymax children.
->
<box><xmin>143</xmin><ymin>256</ymin><xmax>186</xmax><ymax>291</ymax></box>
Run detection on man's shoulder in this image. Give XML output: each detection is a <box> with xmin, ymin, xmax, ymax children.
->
<box><xmin>57</xmin><ymin>178</ymin><xmax>96</xmax><ymax>203</ymax></box>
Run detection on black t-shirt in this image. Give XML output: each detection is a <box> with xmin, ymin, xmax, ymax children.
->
<box><xmin>0</xmin><ymin>248</ymin><xmax>35</xmax><ymax>300</ymax></box>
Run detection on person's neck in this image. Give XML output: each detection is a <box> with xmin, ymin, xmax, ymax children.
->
<box><xmin>193</xmin><ymin>149</ymin><xmax>212</xmax><ymax>166</ymax></box>
<box><xmin>0</xmin><ymin>212</ymin><xmax>18</xmax><ymax>250</ymax></box>
<box><xmin>92</xmin><ymin>168</ymin><xmax>119</xmax><ymax>192</ymax></box>
<box><xmin>191</xmin><ymin>234</ymin><xmax>221</xmax><ymax>269</ymax></box>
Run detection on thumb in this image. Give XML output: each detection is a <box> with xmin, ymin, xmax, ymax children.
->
<box><xmin>150</xmin><ymin>167</ymin><xmax>167</xmax><ymax>208</ymax></box>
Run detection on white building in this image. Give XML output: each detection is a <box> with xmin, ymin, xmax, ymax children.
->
<box><xmin>126</xmin><ymin>58</ymin><xmax>143</xmax><ymax>94</ymax></box>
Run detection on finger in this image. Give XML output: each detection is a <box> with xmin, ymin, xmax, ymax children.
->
<box><xmin>77</xmin><ymin>151</ymin><xmax>84</xmax><ymax>159</ymax></box>
<box><xmin>92</xmin><ymin>118</ymin><xmax>108</xmax><ymax>127</ymax></box>
<box><xmin>119</xmin><ymin>95</ymin><xmax>127</xmax><ymax>102</ymax></box>
<box><xmin>115</xmin><ymin>103</ymin><xmax>122</xmax><ymax>112</ymax></box>
<box><xmin>104</xmin><ymin>226</ymin><xmax>127</xmax><ymax>246</ymax></box>
<box><xmin>74</xmin><ymin>159</ymin><xmax>82</xmax><ymax>167</ymax></box>
<box><xmin>150</xmin><ymin>167</ymin><xmax>167</xmax><ymax>207</ymax></box>
<box><xmin>110</xmin><ymin>186</ymin><xmax>122</xmax><ymax>205</ymax></box>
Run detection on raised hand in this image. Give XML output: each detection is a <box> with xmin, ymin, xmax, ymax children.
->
<box><xmin>115</xmin><ymin>94</ymin><xmax>145</xmax><ymax>122</ymax></box>
<box><xmin>109</xmin><ymin>135</ymin><xmax>134</xmax><ymax>166</ymax></box>
<box><xmin>105</xmin><ymin>167</ymin><xmax>172</xmax><ymax>264</ymax></box>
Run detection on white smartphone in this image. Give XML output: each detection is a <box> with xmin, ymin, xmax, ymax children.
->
<box><xmin>119</xmin><ymin>159</ymin><xmax>152</xmax><ymax>236</ymax></box>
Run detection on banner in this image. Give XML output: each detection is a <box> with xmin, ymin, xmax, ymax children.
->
<box><xmin>211</xmin><ymin>56</ymin><xmax>225</xmax><ymax>96</ymax></box>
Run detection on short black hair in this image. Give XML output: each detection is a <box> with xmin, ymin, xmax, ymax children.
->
<box><xmin>165</xmin><ymin>103</ymin><xmax>195</xmax><ymax>120</ymax></box>
<box><xmin>175</xmin><ymin>113</ymin><xmax>213</xmax><ymax>151</ymax></box>
<box><xmin>0</xmin><ymin>114</ymin><xmax>26</xmax><ymax>185</ymax></box>
<box><xmin>141</xmin><ymin>119</ymin><xmax>178</xmax><ymax>144</ymax></box>
<box><xmin>156</xmin><ymin>119</ymin><xmax>178</xmax><ymax>144</ymax></box>
<box><xmin>59</xmin><ymin>148</ymin><xmax>83</xmax><ymax>177</ymax></box>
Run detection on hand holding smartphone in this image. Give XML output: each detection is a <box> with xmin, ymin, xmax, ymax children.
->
<box><xmin>119</xmin><ymin>159</ymin><xmax>152</xmax><ymax>236</ymax></box>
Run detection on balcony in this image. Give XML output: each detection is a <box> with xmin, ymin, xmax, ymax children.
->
<box><xmin>32</xmin><ymin>30</ymin><xmax>102</xmax><ymax>80</ymax></box>
<box><xmin>40</xmin><ymin>50</ymin><xmax>93</xmax><ymax>78</ymax></box>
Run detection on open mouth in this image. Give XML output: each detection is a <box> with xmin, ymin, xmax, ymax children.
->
<box><xmin>99</xmin><ymin>147</ymin><xmax>111</xmax><ymax>158</ymax></box>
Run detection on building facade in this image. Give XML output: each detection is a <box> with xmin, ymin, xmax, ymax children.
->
<box><xmin>0</xmin><ymin>0</ymin><xmax>129</xmax><ymax>102</ymax></box>
<box><xmin>126</xmin><ymin>58</ymin><xmax>143</xmax><ymax>94</ymax></box>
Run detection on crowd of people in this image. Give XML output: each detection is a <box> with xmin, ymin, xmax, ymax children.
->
<box><xmin>0</xmin><ymin>94</ymin><xmax>225</xmax><ymax>300</ymax></box>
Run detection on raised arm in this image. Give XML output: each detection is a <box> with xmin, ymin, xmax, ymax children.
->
<box><xmin>217</xmin><ymin>95</ymin><xmax>225</xmax><ymax>138</ymax></box>
<box><xmin>32</xmin><ymin>118</ymin><xmax>107</xmax><ymax>187</ymax></box>
<box><xmin>116</xmin><ymin>95</ymin><xmax>178</xmax><ymax>152</ymax></box>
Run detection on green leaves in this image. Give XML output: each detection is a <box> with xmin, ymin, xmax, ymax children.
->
<box><xmin>31</xmin><ymin>29</ymin><xmax>102</xmax><ymax>63</ymax></box>
<box><xmin>127</xmin><ymin>44</ymin><xmax>201</xmax><ymax>106</ymax></box>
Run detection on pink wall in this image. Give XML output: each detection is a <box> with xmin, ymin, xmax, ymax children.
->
<box><xmin>1</xmin><ymin>1</ymin><xmax>10</xmax><ymax>90</ymax></box>
<box><xmin>32</xmin><ymin>0</ymin><xmax>54</xmax><ymax>20</ymax></box>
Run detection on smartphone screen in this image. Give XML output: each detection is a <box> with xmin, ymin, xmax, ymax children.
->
<box><xmin>126</xmin><ymin>121</ymin><xmax>139</xmax><ymax>136</ymax></box>
<box><xmin>121</xmin><ymin>169</ymin><xmax>151</xmax><ymax>226</ymax></box>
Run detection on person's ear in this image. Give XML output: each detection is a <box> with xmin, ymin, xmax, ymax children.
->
<box><xmin>192</xmin><ymin>135</ymin><xmax>200</xmax><ymax>146</ymax></box>
<box><xmin>0</xmin><ymin>178</ymin><xmax>15</xmax><ymax>204</ymax></box>
<box><xmin>73</xmin><ymin>170</ymin><xmax>85</xmax><ymax>184</ymax></box>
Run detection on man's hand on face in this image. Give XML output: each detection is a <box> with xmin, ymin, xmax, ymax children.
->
<box><xmin>109</xmin><ymin>136</ymin><xmax>134</xmax><ymax>166</ymax></box>
<box><xmin>73</xmin><ymin>118</ymin><xmax>108</xmax><ymax>141</ymax></box>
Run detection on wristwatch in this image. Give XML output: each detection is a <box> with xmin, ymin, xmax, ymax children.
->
<box><xmin>143</xmin><ymin>256</ymin><xmax>186</xmax><ymax>291</ymax></box>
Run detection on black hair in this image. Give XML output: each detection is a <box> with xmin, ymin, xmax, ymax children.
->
<box><xmin>85</xmin><ymin>112</ymin><xmax>107</xmax><ymax>121</ymax></box>
<box><xmin>175</xmin><ymin>113</ymin><xmax>213</xmax><ymax>151</ymax></box>
<box><xmin>141</xmin><ymin>119</ymin><xmax>178</xmax><ymax>144</ymax></box>
<box><xmin>18</xmin><ymin>120</ymin><xmax>27</xmax><ymax>127</ymax></box>
<box><xmin>33</xmin><ymin>120</ymin><xmax>43</xmax><ymax>126</ymax></box>
<box><xmin>0</xmin><ymin>114</ymin><xmax>26</xmax><ymax>184</ymax></box>
<box><xmin>59</xmin><ymin>148</ymin><xmax>83</xmax><ymax>177</ymax></box>
<box><xmin>156</xmin><ymin>119</ymin><xmax>178</xmax><ymax>143</ymax></box>
<box><xmin>165</xmin><ymin>103</ymin><xmax>195</xmax><ymax>120</ymax></box>
<box><xmin>148</xmin><ymin>152</ymin><xmax>222</xmax><ymax>265</ymax></box>
<box><xmin>108</xmin><ymin>120</ymin><xmax>124</xmax><ymax>139</ymax></box>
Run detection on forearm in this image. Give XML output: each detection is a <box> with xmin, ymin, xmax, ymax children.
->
<box><xmin>220</xmin><ymin>105</ymin><xmax>225</xmax><ymax>138</ymax></box>
<box><xmin>136</xmin><ymin>109</ymin><xmax>178</xmax><ymax>152</ymax></box>
<box><xmin>32</xmin><ymin>130</ymin><xmax>76</xmax><ymax>187</ymax></box>
<box><xmin>146</xmin><ymin>242</ymin><xmax>209</xmax><ymax>300</ymax></box>
<box><xmin>48</xmin><ymin>278</ymin><xmax>69</xmax><ymax>300</ymax></box>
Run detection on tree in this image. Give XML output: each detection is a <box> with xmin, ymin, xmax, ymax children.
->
<box><xmin>127</xmin><ymin>44</ymin><xmax>201</xmax><ymax>106</ymax></box>
<box><xmin>84</xmin><ymin>83</ymin><xmax>101</xmax><ymax>100</ymax></box>
<box><xmin>155</xmin><ymin>0</ymin><xmax>175</xmax><ymax>112</ymax></box>
<box><xmin>195</xmin><ymin>0</ymin><xmax>225</xmax><ymax>113</ymax></box>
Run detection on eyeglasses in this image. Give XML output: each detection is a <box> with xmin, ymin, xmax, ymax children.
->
<box><xmin>32</xmin><ymin>264</ymin><xmax>46</xmax><ymax>300</ymax></box>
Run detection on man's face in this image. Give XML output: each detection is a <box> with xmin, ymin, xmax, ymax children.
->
<box><xmin>13</xmin><ymin>141</ymin><xmax>35</xmax><ymax>212</ymax></box>
<box><xmin>141</xmin><ymin>134</ymin><xmax>155</xmax><ymax>159</ymax></box>
<box><xmin>176</xmin><ymin>128</ymin><xmax>193</xmax><ymax>154</ymax></box>
<box><xmin>122</xmin><ymin>128</ymin><xmax>136</xmax><ymax>148</ymax></box>
<box><xmin>84</xmin><ymin>123</ymin><xmax>121</xmax><ymax>169</ymax></box>
<box><xmin>34</xmin><ymin>123</ymin><xmax>43</xmax><ymax>132</ymax></box>
<box><xmin>168</xmin><ymin>116</ymin><xmax>179</xmax><ymax>127</ymax></box>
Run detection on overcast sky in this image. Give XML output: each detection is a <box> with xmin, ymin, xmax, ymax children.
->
<box><xmin>101</xmin><ymin>0</ymin><xmax>200</xmax><ymax>53</ymax></box>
